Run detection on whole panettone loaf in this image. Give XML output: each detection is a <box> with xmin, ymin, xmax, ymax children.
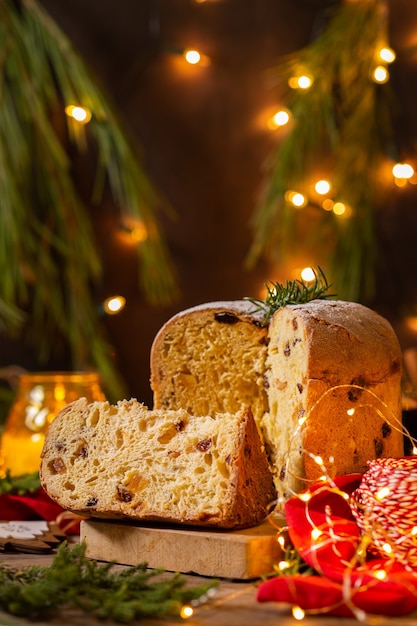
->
<box><xmin>151</xmin><ymin>299</ymin><xmax>404</xmax><ymax>504</ymax></box>
<box><xmin>150</xmin><ymin>301</ymin><xmax>269</xmax><ymax>428</ymax></box>
<box><xmin>40</xmin><ymin>398</ymin><xmax>276</xmax><ymax>529</ymax></box>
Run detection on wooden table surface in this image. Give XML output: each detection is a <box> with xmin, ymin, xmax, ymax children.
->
<box><xmin>2</xmin><ymin>545</ymin><xmax>417</xmax><ymax>626</ymax></box>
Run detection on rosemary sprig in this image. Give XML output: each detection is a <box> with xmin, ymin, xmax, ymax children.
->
<box><xmin>0</xmin><ymin>542</ymin><xmax>218</xmax><ymax>622</ymax></box>
<box><xmin>0</xmin><ymin>470</ymin><xmax>41</xmax><ymax>496</ymax></box>
<box><xmin>245</xmin><ymin>267</ymin><xmax>335</xmax><ymax>325</ymax></box>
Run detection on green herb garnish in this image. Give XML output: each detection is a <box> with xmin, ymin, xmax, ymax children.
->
<box><xmin>0</xmin><ymin>542</ymin><xmax>218</xmax><ymax>622</ymax></box>
<box><xmin>245</xmin><ymin>267</ymin><xmax>335</xmax><ymax>325</ymax></box>
<box><xmin>0</xmin><ymin>470</ymin><xmax>41</xmax><ymax>496</ymax></box>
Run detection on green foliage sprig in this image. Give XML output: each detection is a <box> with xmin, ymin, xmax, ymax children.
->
<box><xmin>0</xmin><ymin>470</ymin><xmax>41</xmax><ymax>496</ymax></box>
<box><xmin>248</xmin><ymin>0</ymin><xmax>394</xmax><ymax>303</ymax></box>
<box><xmin>245</xmin><ymin>267</ymin><xmax>335</xmax><ymax>324</ymax></box>
<box><xmin>0</xmin><ymin>0</ymin><xmax>179</xmax><ymax>399</ymax></box>
<box><xmin>0</xmin><ymin>542</ymin><xmax>218</xmax><ymax>622</ymax></box>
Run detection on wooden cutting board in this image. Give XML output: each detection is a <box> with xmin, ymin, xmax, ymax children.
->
<box><xmin>81</xmin><ymin>517</ymin><xmax>285</xmax><ymax>579</ymax></box>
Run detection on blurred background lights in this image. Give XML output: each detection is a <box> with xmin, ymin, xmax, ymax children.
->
<box><xmin>393</xmin><ymin>162</ymin><xmax>414</xmax><ymax>179</ymax></box>
<box><xmin>314</xmin><ymin>179</ymin><xmax>331</xmax><ymax>195</ymax></box>
<box><xmin>301</xmin><ymin>266</ymin><xmax>316</xmax><ymax>282</ymax></box>
<box><xmin>64</xmin><ymin>104</ymin><xmax>92</xmax><ymax>124</ymax></box>
<box><xmin>333</xmin><ymin>201</ymin><xmax>347</xmax><ymax>216</ymax></box>
<box><xmin>183</xmin><ymin>49</ymin><xmax>210</xmax><ymax>66</ymax></box>
<box><xmin>103</xmin><ymin>295</ymin><xmax>126</xmax><ymax>315</ymax></box>
<box><xmin>378</xmin><ymin>46</ymin><xmax>396</xmax><ymax>63</ymax></box>
<box><xmin>322</xmin><ymin>198</ymin><xmax>334</xmax><ymax>211</ymax></box>
<box><xmin>288</xmin><ymin>74</ymin><xmax>313</xmax><ymax>89</ymax></box>
<box><xmin>372</xmin><ymin>65</ymin><xmax>389</xmax><ymax>83</ymax></box>
<box><xmin>285</xmin><ymin>190</ymin><xmax>307</xmax><ymax>207</ymax></box>
<box><xmin>184</xmin><ymin>49</ymin><xmax>201</xmax><ymax>64</ymax></box>
<box><xmin>270</xmin><ymin>109</ymin><xmax>290</xmax><ymax>128</ymax></box>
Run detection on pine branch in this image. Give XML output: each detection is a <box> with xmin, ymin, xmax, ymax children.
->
<box><xmin>0</xmin><ymin>542</ymin><xmax>218</xmax><ymax>622</ymax></box>
<box><xmin>0</xmin><ymin>0</ymin><xmax>180</xmax><ymax>398</ymax></box>
<box><xmin>248</xmin><ymin>0</ymin><xmax>394</xmax><ymax>303</ymax></box>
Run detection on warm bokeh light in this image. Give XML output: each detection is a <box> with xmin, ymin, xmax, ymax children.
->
<box><xmin>333</xmin><ymin>202</ymin><xmax>346</xmax><ymax>216</ymax></box>
<box><xmin>300</xmin><ymin>266</ymin><xmax>315</xmax><ymax>282</ymax></box>
<box><xmin>184</xmin><ymin>49</ymin><xmax>201</xmax><ymax>64</ymax></box>
<box><xmin>183</xmin><ymin>49</ymin><xmax>211</xmax><ymax>66</ymax></box>
<box><xmin>292</xmin><ymin>605</ymin><xmax>306</xmax><ymax>620</ymax></box>
<box><xmin>378</xmin><ymin>47</ymin><xmax>396</xmax><ymax>63</ymax></box>
<box><xmin>270</xmin><ymin>109</ymin><xmax>290</xmax><ymax>128</ymax></box>
<box><xmin>393</xmin><ymin>162</ymin><xmax>414</xmax><ymax>179</ymax></box>
<box><xmin>372</xmin><ymin>65</ymin><xmax>389</xmax><ymax>83</ymax></box>
<box><xmin>180</xmin><ymin>605</ymin><xmax>194</xmax><ymax>619</ymax></box>
<box><xmin>103</xmin><ymin>295</ymin><xmax>126</xmax><ymax>315</ymax></box>
<box><xmin>285</xmin><ymin>190</ymin><xmax>307</xmax><ymax>208</ymax></box>
<box><xmin>64</xmin><ymin>105</ymin><xmax>92</xmax><ymax>124</ymax></box>
<box><xmin>288</xmin><ymin>75</ymin><xmax>313</xmax><ymax>89</ymax></box>
<box><xmin>322</xmin><ymin>198</ymin><xmax>334</xmax><ymax>211</ymax></box>
<box><xmin>314</xmin><ymin>179</ymin><xmax>331</xmax><ymax>195</ymax></box>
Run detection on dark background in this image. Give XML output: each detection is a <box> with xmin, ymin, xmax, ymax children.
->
<box><xmin>6</xmin><ymin>0</ymin><xmax>417</xmax><ymax>406</ymax></box>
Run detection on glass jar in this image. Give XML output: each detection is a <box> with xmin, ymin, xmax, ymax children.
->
<box><xmin>0</xmin><ymin>371</ymin><xmax>105</xmax><ymax>476</ymax></box>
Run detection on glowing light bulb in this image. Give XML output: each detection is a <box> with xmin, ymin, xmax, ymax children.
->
<box><xmin>103</xmin><ymin>296</ymin><xmax>126</xmax><ymax>315</ymax></box>
<box><xmin>322</xmin><ymin>198</ymin><xmax>334</xmax><ymax>211</ymax></box>
<box><xmin>313</xmin><ymin>455</ymin><xmax>324</xmax><ymax>466</ymax></box>
<box><xmin>297</xmin><ymin>75</ymin><xmax>312</xmax><ymax>89</ymax></box>
<box><xmin>382</xmin><ymin>542</ymin><xmax>393</xmax><ymax>554</ymax></box>
<box><xmin>374</xmin><ymin>569</ymin><xmax>387</xmax><ymax>581</ymax></box>
<box><xmin>372</xmin><ymin>65</ymin><xmax>389</xmax><ymax>83</ymax></box>
<box><xmin>376</xmin><ymin>486</ymin><xmax>390</xmax><ymax>501</ymax></box>
<box><xmin>347</xmin><ymin>408</ymin><xmax>355</xmax><ymax>416</ymax></box>
<box><xmin>412</xmin><ymin>526</ymin><xmax>417</xmax><ymax>536</ymax></box>
<box><xmin>65</xmin><ymin>105</ymin><xmax>92</xmax><ymax>124</ymax></box>
<box><xmin>314</xmin><ymin>179</ymin><xmax>331</xmax><ymax>195</ymax></box>
<box><xmin>311</xmin><ymin>528</ymin><xmax>322</xmax><ymax>540</ymax></box>
<box><xmin>270</xmin><ymin>109</ymin><xmax>290</xmax><ymax>128</ymax></box>
<box><xmin>292</xmin><ymin>605</ymin><xmax>305</xmax><ymax>620</ymax></box>
<box><xmin>184</xmin><ymin>49</ymin><xmax>201</xmax><ymax>64</ymax></box>
<box><xmin>288</xmin><ymin>73</ymin><xmax>313</xmax><ymax>89</ymax></box>
<box><xmin>333</xmin><ymin>202</ymin><xmax>346</xmax><ymax>216</ymax></box>
<box><xmin>301</xmin><ymin>267</ymin><xmax>315</xmax><ymax>282</ymax></box>
<box><xmin>278</xmin><ymin>560</ymin><xmax>290</xmax><ymax>570</ymax></box>
<box><xmin>180</xmin><ymin>605</ymin><xmax>194</xmax><ymax>618</ymax></box>
<box><xmin>393</xmin><ymin>162</ymin><xmax>414</xmax><ymax>179</ymax></box>
<box><xmin>285</xmin><ymin>191</ymin><xmax>307</xmax><ymax>208</ymax></box>
<box><xmin>299</xmin><ymin>492</ymin><xmax>311</xmax><ymax>502</ymax></box>
<box><xmin>378</xmin><ymin>47</ymin><xmax>396</xmax><ymax>63</ymax></box>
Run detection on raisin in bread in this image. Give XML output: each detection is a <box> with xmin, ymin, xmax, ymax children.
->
<box><xmin>150</xmin><ymin>299</ymin><xmax>403</xmax><ymax>504</ymax></box>
<box><xmin>40</xmin><ymin>398</ymin><xmax>276</xmax><ymax>529</ymax></box>
<box><xmin>150</xmin><ymin>301</ymin><xmax>269</xmax><ymax>429</ymax></box>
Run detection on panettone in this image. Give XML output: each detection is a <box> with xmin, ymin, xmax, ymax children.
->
<box><xmin>151</xmin><ymin>299</ymin><xmax>404</xmax><ymax>503</ymax></box>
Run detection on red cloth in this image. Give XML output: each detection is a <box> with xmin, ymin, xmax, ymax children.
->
<box><xmin>257</xmin><ymin>475</ymin><xmax>417</xmax><ymax>617</ymax></box>
<box><xmin>0</xmin><ymin>488</ymin><xmax>63</xmax><ymax>521</ymax></box>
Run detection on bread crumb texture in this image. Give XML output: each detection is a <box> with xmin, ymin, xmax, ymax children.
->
<box><xmin>40</xmin><ymin>398</ymin><xmax>276</xmax><ymax>529</ymax></box>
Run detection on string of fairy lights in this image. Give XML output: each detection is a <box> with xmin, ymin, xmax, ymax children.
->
<box><xmin>264</xmin><ymin>385</ymin><xmax>417</xmax><ymax>621</ymax></box>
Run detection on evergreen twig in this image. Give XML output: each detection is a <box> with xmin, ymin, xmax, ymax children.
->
<box><xmin>0</xmin><ymin>542</ymin><xmax>218</xmax><ymax>622</ymax></box>
<box><xmin>245</xmin><ymin>266</ymin><xmax>335</xmax><ymax>324</ymax></box>
<box><xmin>0</xmin><ymin>470</ymin><xmax>41</xmax><ymax>496</ymax></box>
